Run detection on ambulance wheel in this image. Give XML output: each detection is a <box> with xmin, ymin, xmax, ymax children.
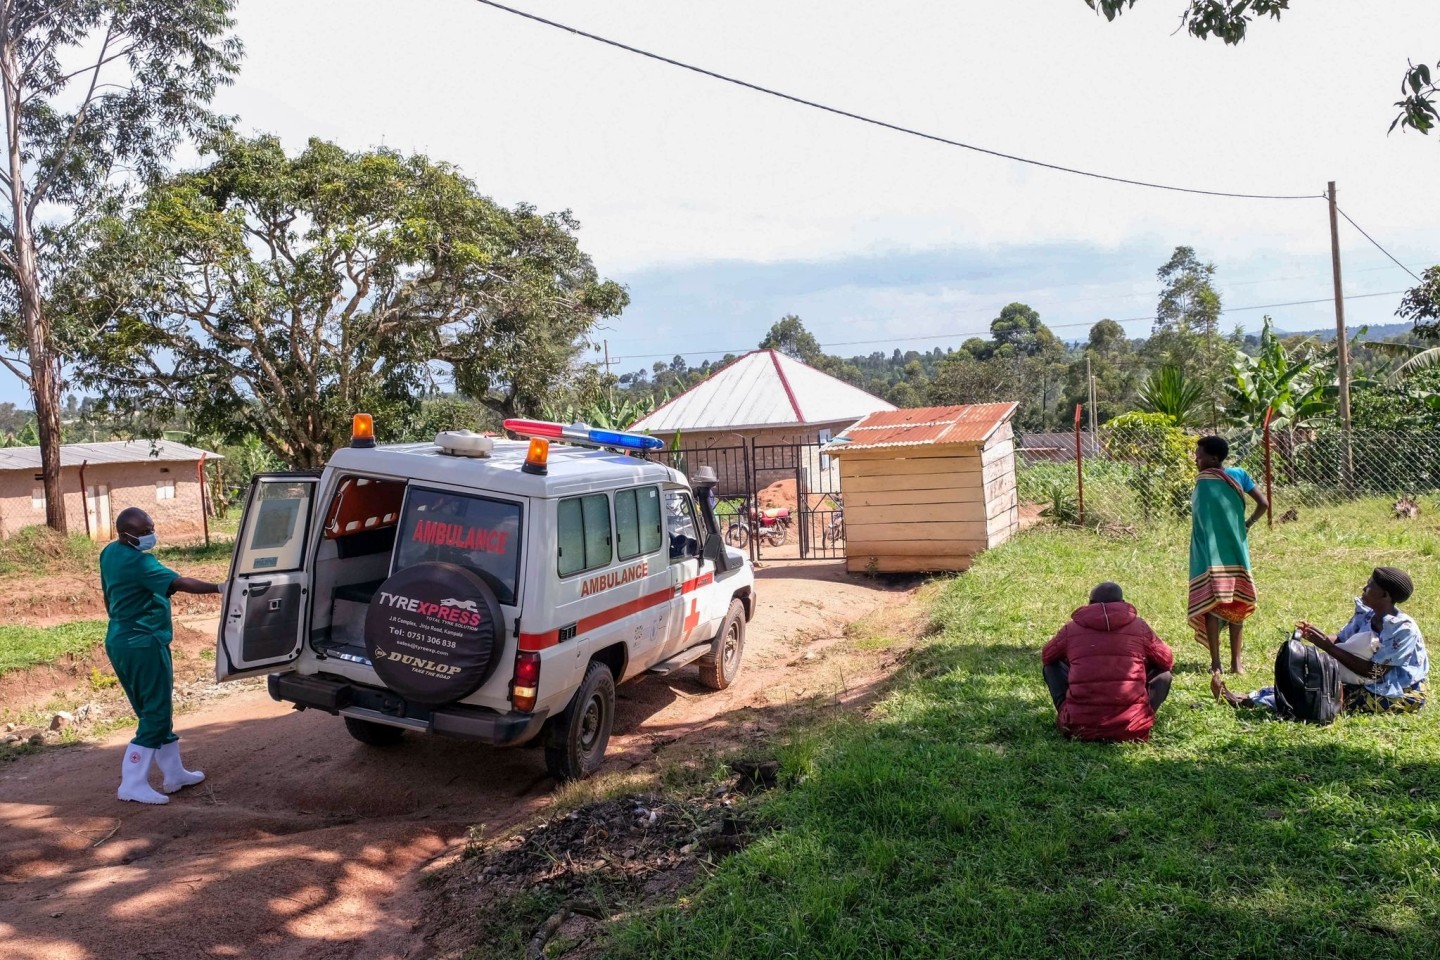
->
<box><xmin>544</xmin><ymin>661</ymin><xmax>615</xmax><ymax>782</ymax></box>
<box><xmin>697</xmin><ymin>600</ymin><xmax>745</xmax><ymax>691</ymax></box>
<box><xmin>344</xmin><ymin>716</ymin><xmax>405</xmax><ymax>747</ymax></box>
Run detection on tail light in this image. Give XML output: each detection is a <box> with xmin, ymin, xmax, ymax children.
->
<box><xmin>511</xmin><ymin>651</ymin><xmax>541</xmax><ymax>712</ymax></box>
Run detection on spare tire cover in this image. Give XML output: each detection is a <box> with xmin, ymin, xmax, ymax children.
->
<box><xmin>364</xmin><ymin>562</ymin><xmax>505</xmax><ymax>706</ymax></box>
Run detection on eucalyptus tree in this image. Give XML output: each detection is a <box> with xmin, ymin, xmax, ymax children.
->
<box><xmin>0</xmin><ymin>0</ymin><xmax>240</xmax><ymax>531</ymax></box>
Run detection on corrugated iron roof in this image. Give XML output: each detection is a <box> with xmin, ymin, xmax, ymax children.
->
<box><xmin>0</xmin><ymin>439</ymin><xmax>222</xmax><ymax>473</ymax></box>
<box><xmin>823</xmin><ymin>403</ymin><xmax>1018</xmax><ymax>452</ymax></box>
<box><xmin>628</xmin><ymin>350</ymin><xmax>896</xmax><ymax>433</ymax></box>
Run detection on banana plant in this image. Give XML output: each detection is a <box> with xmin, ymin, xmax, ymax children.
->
<box><xmin>1138</xmin><ymin>365</ymin><xmax>1206</xmax><ymax>427</ymax></box>
<box><xmin>1363</xmin><ymin>340</ymin><xmax>1440</xmax><ymax>386</ymax></box>
<box><xmin>1225</xmin><ymin>317</ymin><xmax>1337</xmax><ymax>439</ymax></box>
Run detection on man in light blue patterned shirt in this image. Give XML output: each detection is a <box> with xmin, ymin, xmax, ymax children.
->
<box><xmin>1300</xmin><ymin>567</ymin><xmax>1428</xmax><ymax>713</ymax></box>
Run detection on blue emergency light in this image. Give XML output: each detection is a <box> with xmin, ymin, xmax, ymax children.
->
<box><xmin>504</xmin><ymin>419</ymin><xmax>665</xmax><ymax>452</ymax></box>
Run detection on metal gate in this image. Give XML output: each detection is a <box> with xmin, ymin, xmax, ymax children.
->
<box><xmin>647</xmin><ymin>439</ymin><xmax>843</xmax><ymax>561</ymax></box>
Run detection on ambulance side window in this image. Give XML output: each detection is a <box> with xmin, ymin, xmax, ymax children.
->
<box><xmin>615</xmin><ymin>486</ymin><xmax>663</xmax><ymax>561</ymax></box>
<box><xmin>663</xmin><ymin>491</ymin><xmax>701</xmax><ymax>561</ymax></box>
<box><xmin>558</xmin><ymin>494</ymin><xmax>612</xmax><ymax>578</ymax></box>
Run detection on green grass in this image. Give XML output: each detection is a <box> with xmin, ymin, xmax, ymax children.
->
<box><xmin>610</xmin><ymin>498</ymin><xmax>1440</xmax><ymax>959</ymax></box>
<box><xmin>0</xmin><ymin>620</ymin><xmax>108</xmax><ymax>676</ymax></box>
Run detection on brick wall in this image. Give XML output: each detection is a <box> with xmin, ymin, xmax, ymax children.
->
<box><xmin>0</xmin><ymin>460</ymin><xmax>207</xmax><ymax>540</ymax></box>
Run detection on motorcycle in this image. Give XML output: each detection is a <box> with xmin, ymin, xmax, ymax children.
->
<box><xmin>821</xmin><ymin>497</ymin><xmax>844</xmax><ymax>546</ymax></box>
<box><xmin>725</xmin><ymin>502</ymin><xmax>791</xmax><ymax>548</ymax></box>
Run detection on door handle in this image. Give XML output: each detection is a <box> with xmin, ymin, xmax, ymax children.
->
<box><xmin>248</xmin><ymin>580</ymin><xmax>272</xmax><ymax>595</ymax></box>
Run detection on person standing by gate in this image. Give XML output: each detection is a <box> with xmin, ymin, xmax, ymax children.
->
<box><xmin>1188</xmin><ymin>436</ymin><xmax>1268</xmax><ymax>677</ymax></box>
<box><xmin>101</xmin><ymin>508</ymin><xmax>222</xmax><ymax>804</ymax></box>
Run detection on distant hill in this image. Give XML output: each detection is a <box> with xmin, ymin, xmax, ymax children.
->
<box><xmin>1278</xmin><ymin>321</ymin><xmax>1416</xmax><ymax>342</ymax></box>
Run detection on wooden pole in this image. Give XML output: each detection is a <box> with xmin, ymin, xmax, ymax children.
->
<box><xmin>1327</xmin><ymin>181</ymin><xmax>1354</xmax><ymax>488</ymax></box>
<box><xmin>197</xmin><ymin>454</ymin><xmax>210</xmax><ymax>547</ymax></box>
<box><xmin>1074</xmin><ymin>404</ymin><xmax>1084</xmax><ymax>526</ymax></box>
<box><xmin>1263</xmin><ymin>407</ymin><xmax>1275</xmax><ymax>529</ymax></box>
<box><xmin>78</xmin><ymin>460</ymin><xmax>90</xmax><ymax>540</ymax></box>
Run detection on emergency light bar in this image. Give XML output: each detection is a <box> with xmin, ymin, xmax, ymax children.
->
<box><xmin>503</xmin><ymin>418</ymin><xmax>664</xmax><ymax>452</ymax></box>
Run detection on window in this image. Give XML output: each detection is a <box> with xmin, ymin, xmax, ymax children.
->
<box><xmin>236</xmin><ymin>480</ymin><xmax>316</xmax><ymax>575</ymax></box>
<box><xmin>31</xmin><ymin>487</ymin><xmax>44</xmax><ymax>511</ymax></box>
<box><xmin>557</xmin><ymin>494</ymin><xmax>612</xmax><ymax>577</ymax></box>
<box><xmin>393</xmin><ymin>488</ymin><xmax>524</xmax><ymax>605</ymax></box>
<box><xmin>615</xmin><ymin>486</ymin><xmax>664</xmax><ymax>561</ymax></box>
<box><xmin>155</xmin><ymin>479</ymin><xmax>176</xmax><ymax>501</ymax></box>
<box><xmin>663</xmin><ymin>491</ymin><xmax>702</xmax><ymax>561</ymax></box>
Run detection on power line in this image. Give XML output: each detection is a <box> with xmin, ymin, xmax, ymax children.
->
<box><xmin>468</xmin><ymin>0</ymin><xmax>1323</xmax><ymax>202</ymax></box>
<box><xmin>607</xmin><ymin>288</ymin><xmax>1407</xmax><ymax>364</ymax></box>
<box><xmin>1334</xmin><ymin>206</ymin><xmax>1424</xmax><ymax>283</ymax></box>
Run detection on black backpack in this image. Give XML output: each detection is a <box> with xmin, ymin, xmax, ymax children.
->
<box><xmin>1273</xmin><ymin>635</ymin><xmax>1342</xmax><ymax>724</ymax></box>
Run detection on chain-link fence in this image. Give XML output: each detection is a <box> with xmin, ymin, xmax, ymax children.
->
<box><xmin>1017</xmin><ymin>429</ymin><xmax>1440</xmax><ymax>533</ymax></box>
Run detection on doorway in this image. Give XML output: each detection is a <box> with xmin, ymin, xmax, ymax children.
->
<box><xmin>86</xmin><ymin>483</ymin><xmax>111</xmax><ymax>540</ymax></box>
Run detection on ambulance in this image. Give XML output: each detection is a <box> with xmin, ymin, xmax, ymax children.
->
<box><xmin>214</xmin><ymin>416</ymin><xmax>755</xmax><ymax>781</ymax></box>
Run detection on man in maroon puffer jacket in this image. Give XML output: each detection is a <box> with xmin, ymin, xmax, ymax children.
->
<box><xmin>1041</xmin><ymin>582</ymin><xmax>1175</xmax><ymax>742</ymax></box>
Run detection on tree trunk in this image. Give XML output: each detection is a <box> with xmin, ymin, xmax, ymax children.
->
<box><xmin>1</xmin><ymin>33</ymin><xmax>66</xmax><ymax>533</ymax></box>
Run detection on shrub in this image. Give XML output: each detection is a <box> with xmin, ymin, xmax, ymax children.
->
<box><xmin>1102</xmin><ymin>412</ymin><xmax>1197</xmax><ymax>520</ymax></box>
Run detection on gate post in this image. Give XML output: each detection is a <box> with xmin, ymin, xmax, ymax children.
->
<box><xmin>1074</xmin><ymin>404</ymin><xmax>1085</xmax><ymax>527</ymax></box>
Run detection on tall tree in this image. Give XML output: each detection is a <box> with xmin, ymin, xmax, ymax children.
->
<box><xmin>759</xmin><ymin>314</ymin><xmax>823</xmax><ymax>364</ymax></box>
<box><xmin>990</xmin><ymin>302</ymin><xmax>1060</xmax><ymax>357</ymax></box>
<box><xmin>1149</xmin><ymin>246</ymin><xmax>1226</xmax><ymax>426</ymax></box>
<box><xmin>68</xmin><ymin>134</ymin><xmax>626</xmax><ymax>469</ymax></box>
<box><xmin>0</xmin><ymin>0</ymin><xmax>240</xmax><ymax>531</ymax></box>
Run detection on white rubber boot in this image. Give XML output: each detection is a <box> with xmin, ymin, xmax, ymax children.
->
<box><xmin>118</xmin><ymin>744</ymin><xmax>169</xmax><ymax>805</ymax></box>
<box><xmin>156</xmin><ymin>740</ymin><xmax>205</xmax><ymax>794</ymax></box>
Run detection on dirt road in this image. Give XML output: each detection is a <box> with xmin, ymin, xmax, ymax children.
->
<box><xmin>0</xmin><ymin>561</ymin><xmax>917</xmax><ymax>960</ymax></box>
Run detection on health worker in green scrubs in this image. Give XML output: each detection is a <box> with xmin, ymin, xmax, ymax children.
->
<box><xmin>101</xmin><ymin>508</ymin><xmax>221</xmax><ymax>805</ymax></box>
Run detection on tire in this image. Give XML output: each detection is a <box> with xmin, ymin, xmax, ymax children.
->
<box><xmin>344</xmin><ymin>716</ymin><xmax>406</xmax><ymax>747</ymax></box>
<box><xmin>544</xmin><ymin>661</ymin><xmax>616</xmax><ymax>782</ymax></box>
<box><xmin>697</xmin><ymin>599</ymin><xmax>746</xmax><ymax>690</ymax></box>
<box><xmin>726</xmin><ymin>523</ymin><xmax>750</xmax><ymax>548</ymax></box>
<box><xmin>766</xmin><ymin>523</ymin><xmax>788</xmax><ymax>546</ymax></box>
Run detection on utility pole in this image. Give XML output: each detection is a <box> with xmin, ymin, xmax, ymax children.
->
<box><xmin>1327</xmin><ymin>181</ymin><xmax>1354</xmax><ymax>487</ymax></box>
<box><xmin>603</xmin><ymin>339</ymin><xmax>614</xmax><ymax>408</ymax></box>
<box><xmin>1086</xmin><ymin>353</ymin><xmax>1098</xmax><ymax>448</ymax></box>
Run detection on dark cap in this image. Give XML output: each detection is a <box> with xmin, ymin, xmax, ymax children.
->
<box><xmin>1372</xmin><ymin>566</ymin><xmax>1414</xmax><ymax>604</ymax></box>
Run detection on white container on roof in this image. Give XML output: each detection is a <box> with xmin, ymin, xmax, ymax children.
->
<box><xmin>628</xmin><ymin>350</ymin><xmax>895</xmax><ymax>434</ymax></box>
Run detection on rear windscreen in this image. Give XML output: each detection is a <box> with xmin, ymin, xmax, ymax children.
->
<box><xmin>393</xmin><ymin>488</ymin><xmax>523</xmax><ymax>605</ymax></box>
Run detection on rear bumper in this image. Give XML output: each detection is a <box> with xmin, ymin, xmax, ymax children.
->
<box><xmin>267</xmin><ymin>672</ymin><xmax>547</xmax><ymax>746</ymax></box>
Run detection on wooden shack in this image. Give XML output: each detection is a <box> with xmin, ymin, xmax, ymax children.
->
<box><xmin>823</xmin><ymin>403</ymin><xmax>1019</xmax><ymax>573</ymax></box>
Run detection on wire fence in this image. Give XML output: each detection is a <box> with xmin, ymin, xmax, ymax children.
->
<box><xmin>1017</xmin><ymin>429</ymin><xmax>1440</xmax><ymax>533</ymax></box>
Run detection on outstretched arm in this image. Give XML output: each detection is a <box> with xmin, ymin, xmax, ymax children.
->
<box><xmin>168</xmin><ymin>577</ymin><xmax>221</xmax><ymax>596</ymax></box>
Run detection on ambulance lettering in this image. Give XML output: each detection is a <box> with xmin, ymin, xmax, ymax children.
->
<box><xmin>580</xmin><ymin>561</ymin><xmax>650</xmax><ymax>597</ymax></box>
<box><xmin>410</xmin><ymin>520</ymin><xmax>509</xmax><ymax>554</ymax></box>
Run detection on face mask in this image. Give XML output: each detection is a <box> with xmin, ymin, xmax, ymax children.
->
<box><xmin>131</xmin><ymin>533</ymin><xmax>158</xmax><ymax>552</ymax></box>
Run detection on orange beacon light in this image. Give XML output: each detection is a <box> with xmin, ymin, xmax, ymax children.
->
<box><xmin>351</xmin><ymin>413</ymin><xmax>376</xmax><ymax>448</ymax></box>
<box><xmin>522</xmin><ymin>437</ymin><xmax>549</xmax><ymax>475</ymax></box>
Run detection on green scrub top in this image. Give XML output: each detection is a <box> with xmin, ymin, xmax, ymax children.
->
<box><xmin>99</xmin><ymin>540</ymin><xmax>180</xmax><ymax>649</ymax></box>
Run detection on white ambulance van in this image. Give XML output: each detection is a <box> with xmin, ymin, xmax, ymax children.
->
<box><xmin>215</xmin><ymin>417</ymin><xmax>755</xmax><ymax>781</ymax></box>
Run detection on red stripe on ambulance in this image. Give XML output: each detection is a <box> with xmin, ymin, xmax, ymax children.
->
<box><xmin>518</xmin><ymin>570</ymin><xmax>717</xmax><ymax>652</ymax></box>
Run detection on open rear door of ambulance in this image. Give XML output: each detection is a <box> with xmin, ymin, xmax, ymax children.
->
<box><xmin>216</xmin><ymin>473</ymin><xmax>321</xmax><ymax>681</ymax></box>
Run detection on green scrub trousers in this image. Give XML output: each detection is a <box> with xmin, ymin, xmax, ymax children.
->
<box><xmin>106</xmin><ymin>639</ymin><xmax>178</xmax><ymax>748</ymax></box>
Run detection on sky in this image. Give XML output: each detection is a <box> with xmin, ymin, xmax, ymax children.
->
<box><xmin>12</xmin><ymin>0</ymin><xmax>1440</xmax><ymax>403</ymax></box>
